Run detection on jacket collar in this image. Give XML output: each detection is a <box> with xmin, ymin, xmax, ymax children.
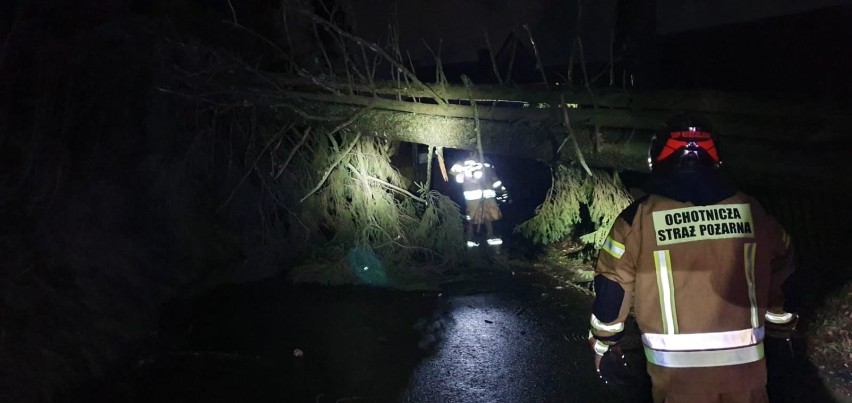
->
<box><xmin>643</xmin><ymin>167</ymin><xmax>736</xmax><ymax>206</ymax></box>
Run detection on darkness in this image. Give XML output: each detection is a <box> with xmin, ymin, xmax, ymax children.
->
<box><xmin>658</xmin><ymin>5</ymin><xmax>852</xmax><ymax>96</ymax></box>
<box><xmin>1</xmin><ymin>1</ymin><xmax>851</xmax><ymax>402</ymax></box>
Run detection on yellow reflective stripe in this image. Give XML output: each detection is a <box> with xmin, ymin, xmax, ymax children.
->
<box><xmin>602</xmin><ymin>237</ymin><xmax>625</xmax><ymax>259</ymax></box>
<box><xmin>590</xmin><ymin>314</ymin><xmax>625</xmax><ymax>333</ymax></box>
<box><xmin>654</xmin><ymin>250</ymin><xmax>678</xmax><ymax>334</ymax></box>
<box><xmin>593</xmin><ymin>339</ymin><xmax>610</xmax><ymax>356</ymax></box>
<box><xmin>744</xmin><ymin>243</ymin><xmax>759</xmax><ymax>328</ymax></box>
<box><xmin>644</xmin><ymin>343</ymin><xmax>764</xmax><ymax>368</ymax></box>
<box><xmin>642</xmin><ymin>327</ymin><xmax>764</xmax><ymax>351</ymax></box>
<box><xmin>765</xmin><ymin>311</ymin><xmax>794</xmax><ymax>324</ymax></box>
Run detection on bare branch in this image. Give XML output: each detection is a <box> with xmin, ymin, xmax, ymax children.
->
<box><xmin>505</xmin><ymin>33</ymin><xmax>517</xmax><ymax>85</ymax></box>
<box><xmin>311</xmin><ymin>19</ymin><xmax>335</xmax><ymax>77</ymax></box>
<box><xmin>271</xmin><ymin>103</ymin><xmax>346</xmax><ymax>122</ymax></box>
<box><xmin>226</xmin><ymin>0</ymin><xmax>238</xmax><ymax>25</ymax></box>
<box><xmin>461</xmin><ymin>75</ymin><xmax>484</xmax><ymax>162</ymax></box>
<box><xmin>225</xmin><ymin>21</ymin><xmax>290</xmax><ymax>63</ymax></box>
<box><xmin>523</xmin><ymin>24</ymin><xmax>549</xmax><ymax>91</ymax></box>
<box><xmin>436</xmin><ymin>146</ymin><xmax>449</xmax><ymax>182</ymax></box>
<box><xmin>483</xmin><ymin>30</ymin><xmax>504</xmax><ymax>85</ymax></box>
<box><xmin>274</xmin><ymin>127</ymin><xmax>312</xmax><ymax>179</ymax></box>
<box><xmin>219</xmin><ymin>123</ymin><xmax>293</xmax><ymax>211</ymax></box>
<box><xmin>303</xmin><ymin>10</ymin><xmax>447</xmax><ymax>106</ymax></box>
<box><xmin>560</xmin><ymin>95</ymin><xmax>593</xmax><ymax>176</ymax></box>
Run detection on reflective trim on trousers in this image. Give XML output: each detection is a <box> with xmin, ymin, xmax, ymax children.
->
<box><xmin>642</xmin><ymin>327</ymin><xmax>764</xmax><ymax>351</ymax></box>
<box><xmin>644</xmin><ymin>342</ymin><xmax>764</xmax><ymax>368</ymax></box>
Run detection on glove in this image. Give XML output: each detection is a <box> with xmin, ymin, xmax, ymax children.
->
<box><xmin>591</xmin><ymin>341</ymin><xmax>629</xmax><ymax>386</ymax></box>
<box><xmin>766</xmin><ymin>313</ymin><xmax>799</xmax><ymax>339</ymax></box>
<box><xmin>765</xmin><ymin>313</ymin><xmax>799</xmax><ymax>362</ymax></box>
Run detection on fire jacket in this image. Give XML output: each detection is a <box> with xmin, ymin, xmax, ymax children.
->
<box><xmin>450</xmin><ymin>159</ymin><xmax>508</xmax><ymax>203</ymax></box>
<box><xmin>589</xmin><ymin>172</ymin><xmax>796</xmax><ymax>396</ymax></box>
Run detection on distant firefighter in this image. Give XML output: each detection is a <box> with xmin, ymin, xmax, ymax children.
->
<box><xmin>587</xmin><ymin>114</ymin><xmax>798</xmax><ymax>402</ymax></box>
<box><xmin>450</xmin><ymin>152</ymin><xmax>508</xmax><ymax>251</ymax></box>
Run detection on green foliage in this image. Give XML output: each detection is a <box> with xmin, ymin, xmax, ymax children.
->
<box><xmin>580</xmin><ymin>170</ymin><xmax>633</xmax><ymax>248</ymax></box>
<box><xmin>281</xmin><ymin>130</ymin><xmax>465</xmax><ymax>285</ymax></box>
<box><xmin>515</xmin><ymin>166</ymin><xmax>587</xmax><ymax>245</ymax></box>
<box><xmin>411</xmin><ymin>186</ymin><xmax>467</xmax><ymax>261</ymax></box>
<box><xmin>515</xmin><ymin>165</ymin><xmax>632</xmax><ymax>248</ymax></box>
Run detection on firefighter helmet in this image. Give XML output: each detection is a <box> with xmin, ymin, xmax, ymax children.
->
<box><xmin>648</xmin><ymin>114</ymin><xmax>721</xmax><ymax>172</ymax></box>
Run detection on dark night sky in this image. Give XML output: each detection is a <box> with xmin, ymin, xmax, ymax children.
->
<box><xmin>343</xmin><ymin>0</ymin><xmax>852</xmax><ymax>65</ymax></box>
<box><xmin>656</xmin><ymin>0</ymin><xmax>852</xmax><ymax>33</ymax></box>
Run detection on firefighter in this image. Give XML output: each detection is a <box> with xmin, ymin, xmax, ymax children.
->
<box><xmin>587</xmin><ymin>114</ymin><xmax>798</xmax><ymax>402</ymax></box>
<box><xmin>450</xmin><ymin>151</ymin><xmax>508</xmax><ymax>251</ymax></box>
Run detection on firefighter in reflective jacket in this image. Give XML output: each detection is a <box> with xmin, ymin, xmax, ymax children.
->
<box><xmin>450</xmin><ymin>153</ymin><xmax>507</xmax><ymax>249</ymax></box>
<box><xmin>588</xmin><ymin>114</ymin><xmax>797</xmax><ymax>403</ymax></box>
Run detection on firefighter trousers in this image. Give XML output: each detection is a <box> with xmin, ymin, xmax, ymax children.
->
<box><xmin>653</xmin><ymin>385</ymin><xmax>768</xmax><ymax>403</ymax></box>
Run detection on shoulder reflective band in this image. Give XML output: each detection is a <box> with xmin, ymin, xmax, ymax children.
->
<box><xmin>765</xmin><ymin>311</ymin><xmax>795</xmax><ymax>324</ymax></box>
<box><xmin>642</xmin><ymin>327</ymin><xmax>764</xmax><ymax>351</ymax></box>
<box><xmin>654</xmin><ymin>250</ymin><xmax>679</xmax><ymax>334</ymax></box>
<box><xmin>590</xmin><ymin>314</ymin><xmax>625</xmax><ymax>333</ymax></box>
<box><xmin>644</xmin><ymin>342</ymin><xmax>764</xmax><ymax>368</ymax></box>
<box><xmin>463</xmin><ymin>190</ymin><xmax>483</xmax><ymax>200</ymax></box>
<box><xmin>744</xmin><ymin>243</ymin><xmax>759</xmax><ymax>328</ymax></box>
<box><xmin>602</xmin><ymin>237</ymin><xmax>625</xmax><ymax>259</ymax></box>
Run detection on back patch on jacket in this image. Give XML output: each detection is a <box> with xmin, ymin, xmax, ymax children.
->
<box><xmin>652</xmin><ymin>203</ymin><xmax>755</xmax><ymax>245</ymax></box>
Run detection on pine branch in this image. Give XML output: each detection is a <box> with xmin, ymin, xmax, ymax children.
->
<box><xmin>300</xmin><ymin>107</ymin><xmax>373</xmax><ymax>202</ymax></box>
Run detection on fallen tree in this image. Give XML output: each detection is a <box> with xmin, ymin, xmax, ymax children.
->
<box><xmin>192</xmin><ymin>76</ymin><xmax>851</xmax><ymax>189</ymax></box>
<box><xmin>163</xmin><ymin>0</ymin><xmax>849</xmax><ymax>190</ymax></box>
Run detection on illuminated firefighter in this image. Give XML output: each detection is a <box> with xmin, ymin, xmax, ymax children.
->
<box><xmin>450</xmin><ymin>153</ymin><xmax>509</xmax><ymax>251</ymax></box>
<box><xmin>588</xmin><ymin>114</ymin><xmax>798</xmax><ymax>402</ymax></box>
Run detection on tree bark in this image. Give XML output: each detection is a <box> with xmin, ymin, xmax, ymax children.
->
<box><xmin>207</xmin><ymin>75</ymin><xmax>850</xmax><ymax>189</ymax></box>
<box><xmin>268</xmin><ymin>98</ymin><xmax>848</xmax><ymax>189</ymax></box>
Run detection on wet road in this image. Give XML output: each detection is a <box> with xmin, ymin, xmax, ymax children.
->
<box><xmin>64</xmin><ymin>266</ymin><xmax>841</xmax><ymax>402</ymax></box>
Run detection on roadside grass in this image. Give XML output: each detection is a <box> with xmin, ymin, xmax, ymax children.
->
<box><xmin>807</xmin><ymin>280</ymin><xmax>852</xmax><ymax>397</ymax></box>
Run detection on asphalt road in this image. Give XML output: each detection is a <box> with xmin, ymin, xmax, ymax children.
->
<box><xmin>62</xmin><ymin>266</ymin><xmax>842</xmax><ymax>403</ymax></box>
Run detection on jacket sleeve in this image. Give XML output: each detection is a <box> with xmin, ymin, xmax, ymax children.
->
<box><xmin>765</xmin><ymin>216</ymin><xmax>797</xmax><ymax>326</ymax></box>
<box><xmin>588</xmin><ymin>210</ymin><xmax>638</xmax><ymax>354</ymax></box>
